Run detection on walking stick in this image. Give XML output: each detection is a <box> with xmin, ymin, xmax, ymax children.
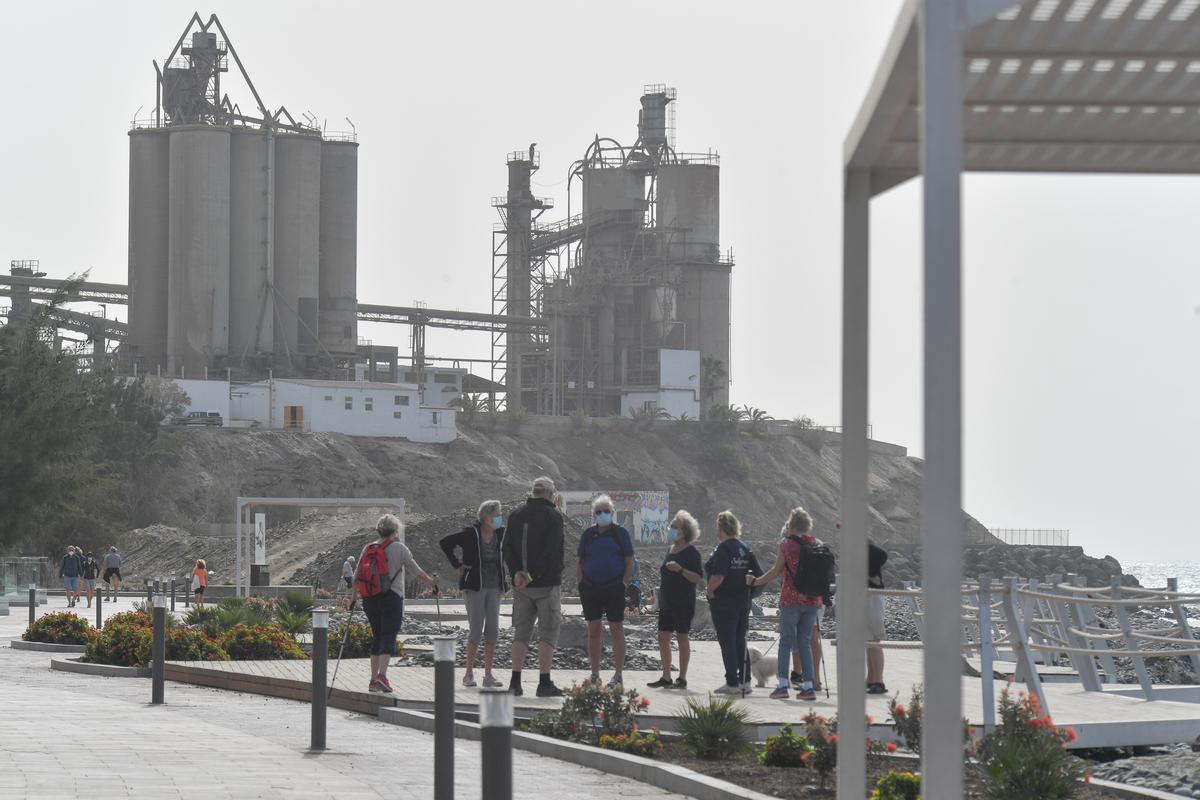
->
<box><xmin>821</xmin><ymin>654</ymin><xmax>830</xmax><ymax>699</ymax></box>
<box><xmin>327</xmin><ymin>600</ymin><xmax>354</xmax><ymax>701</ymax></box>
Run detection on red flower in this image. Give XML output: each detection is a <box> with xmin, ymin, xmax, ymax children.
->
<box><xmin>866</xmin><ymin>714</ymin><xmax>874</xmax><ymax>726</ymax></box>
<box><xmin>893</xmin><ymin>704</ymin><xmax>907</xmax><ymax>716</ymax></box>
<box><xmin>639</xmin><ymin>697</ymin><xmax>650</xmax><ymax>708</ymax></box>
<box><xmin>828</xmin><ymin>734</ymin><xmax>838</xmax><ymax>745</ymax></box>
<box><xmin>1064</xmin><ymin>727</ymin><xmax>1077</xmax><ymax>743</ymax></box>
<box><xmin>885</xmin><ymin>742</ymin><xmax>898</xmax><ymax>753</ymax></box>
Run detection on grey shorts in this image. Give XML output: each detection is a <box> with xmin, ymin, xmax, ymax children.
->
<box><xmin>511</xmin><ymin>585</ymin><xmax>561</xmax><ymax>646</ymax></box>
<box><xmin>867</xmin><ymin>594</ymin><xmax>886</xmax><ymax>642</ymax></box>
<box><xmin>465</xmin><ymin>587</ymin><xmax>502</xmax><ymax>645</ymax></box>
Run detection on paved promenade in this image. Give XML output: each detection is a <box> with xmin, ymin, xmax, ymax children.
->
<box><xmin>1</xmin><ymin>598</ymin><xmax>686</xmax><ymax>800</ymax></box>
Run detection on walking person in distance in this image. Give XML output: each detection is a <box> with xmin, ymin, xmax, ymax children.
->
<box><xmin>102</xmin><ymin>546</ymin><xmax>122</xmax><ymax>602</ymax></box>
<box><xmin>81</xmin><ymin>551</ymin><xmax>101</xmax><ymax>608</ymax></box>
<box><xmin>647</xmin><ymin>510</ymin><xmax>703</xmax><ymax>690</ymax></box>
<box><xmin>349</xmin><ymin>514</ymin><xmax>439</xmax><ymax>694</ymax></box>
<box><xmin>191</xmin><ymin>559</ymin><xmax>208</xmax><ymax>608</ymax></box>
<box><xmin>577</xmin><ymin>494</ymin><xmax>635</xmax><ymax>687</ymax></box>
<box><xmin>705</xmin><ymin>510</ymin><xmax>763</xmax><ymax>695</ymax></box>
<box><xmin>440</xmin><ymin>500</ymin><xmax>507</xmax><ymax>688</ymax></box>
<box><xmin>59</xmin><ymin>546</ymin><xmax>82</xmax><ymax>608</ymax></box>
<box><xmin>502</xmin><ymin>476</ymin><xmax>565</xmax><ymax>697</ymax></box>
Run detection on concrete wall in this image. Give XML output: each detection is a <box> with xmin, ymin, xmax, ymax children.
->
<box><xmin>621</xmin><ymin>389</ymin><xmax>698</xmax><ymax>420</ymax></box>
<box><xmin>396</xmin><ymin>367</ymin><xmax>465</xmax><ymax>406</ymax></box>
<box><xmin>231</xmin><ymin>382</ymin><xmax>270</xmax><ymax>425</ymax></box>
<box><xmin>228</xmin><ymin>127</ymin><xmax>274</xmax><ymax>365</ymax></box>
<box><xmin>659</xmin><ymin>349</ymin><xmax>700</xmax><ymax>393</ymax></box>
<box><xmin>273</xmin><ymin>135</ymin><xmax>322</xmax><ymax>364</ymax></box>
<box><xmin>265</xmin><ymin>381</ymin><xmax>455</xmax><ymax>442</ymax></box>
<box><xmin>127</xmin><ymin>129</ymin><xmax>171</xmax><ymax>373</ymax></box>
<box><xmin>173</xmin><ymin>378</ymin><xmax>232</xmax><ymax>423</ymax></box>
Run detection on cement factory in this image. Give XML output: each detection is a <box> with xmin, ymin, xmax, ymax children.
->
<box><xmin>0</xmin><ymin>12</ymin><xmax>733</xmax><ymax>432</ymax></box>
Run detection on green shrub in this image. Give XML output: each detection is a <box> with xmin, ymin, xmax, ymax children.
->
<box><xmin>84</xmin><ymin>622</ymin><xmax>152</xmax><ymax>666</ymax></box>
<box><xmin>103</xmin><ymin>610</ymin><xmax>153</xmax><ymax>630</ymax></box>
<box><xmin>524</xmin><ymin>682</ymin><xmax>651</xmax><ymax>744</ymax></box>
<box><xmin>218</xmin><ymin>624</ymin><xmax>307</xmax><ymax>660</ymax></box>
<box><xmin>872</xmin><ymin>770</ymin><xmax>922</xmax><ymax>800</ymax></box>
<box><xmin>889</xmin><ymin>685</ymin><xmax>924</xmax><ymax>754</ymax></box>
<box><xmin>276</xmin><ymin>609</ymin><xmax>312</xmax><ymax>637</ymax></box>
<box><xmin>184</xmin><ymin>605</ymin><xmax>221</xmax><ymax>637</ymax></box>
<box><xmin>599</xmin><ymin>727</ymin><xmax>664</xmax><ymax>758</ymax></box>
<box><xmin>802</xmin><ymin>712</ymin><xmax>838</xmax><ymax>790</ymax></box>
<box><xmin>676</xmin><ymin>695</ymin><xmax>753</xmax><ymax>760</ymax></box>
<box><xmin>328</xmin><ymin>622</ymin><xmax>381</xmax><ymax>658</ymax></box>
<box><xmin>24</xmin><ymin>611</ymin><xmax>95</xmax><ymax>645</ymax></box>
<box><xmin>975</xmin><ymin>688</ymin><xmax>1082</xmax><ymax>800</ymax></box>
<box><xmin>167</xmin><ymin>627</ymin><xmax>228</xmax><ymax>661</ymax></box>
<box><xmin>759</xmin><ymin>723</ymin><xmax>811</xmax><ymax>768</ymax></box>
<box><xmin>276</xmin><ymin>590</ymin><xmax>315</xmax><ymax>619</ymax></box>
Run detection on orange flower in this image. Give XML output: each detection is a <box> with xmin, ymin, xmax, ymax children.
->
<box><xmin>1064</xmin><ymin>727</ymin><xmax>1077</xmax><ymax>743</ymax></box>
<box><xmin>1084</xmin><ymin>773</ymin><xmax>1092</xmax><ymax>784</ymax></box>
<box><xmin>885</xmin><ymin>742</ymin><xmax>898</xmax><ymax>753</ymax></box>
<box><xmin>866</xmin><ymin>715</ymin><xmax>874</xmax><ymax>726</ymax></box>
<box><xmin>639</xmin><ymin>697</ymin><xmax>650</xmax><ymax>708</ymax></box>
<box><xmin>893</xmin><ymin>704</ymin><xmax>907</xmax><ymax>716</ymax></box>
<box><xmin>829</xmin><ymin>734</ymin><xmax>838</xmax><ymax>745</ymax></box>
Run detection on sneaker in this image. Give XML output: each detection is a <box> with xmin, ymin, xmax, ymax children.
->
<box><xmin>790</xmin><ymin>670</ymin><xmax>803</xmax><ymax>689</ymax></box>
<box><xmin>376</xmin><ymin>674</ymin><xmax>394</xmax><ymax>693</ymax></box>
<box><xmin>510</xmin><ymin>682</ymin><xmax>524</xmax><ymax>697</ymax></box>
<box><xmin>866</xmin><ymin>682</ymin><xmax>888</xmax><ymax>695</ymax></box>
<box><xmin>798</xmin><ymin>688</ymin><xmax>817</xmax><ymax>701</ymax></box>
<box><xmin>714</xmin><ymin>684</ymin><xmax>738</xmax><ymax>695</ymax></box>
<box><xmin>647</xmin><ymin>677</ymin><xmax>673</xmax><ymax>689</ymax></box>
<box><xmin>588</xmin><ymin>673</ymin><xmax>601</xmax><ymax>686</ymax></box>
<box><xmin>483</xmin><ymin>675</ymin><xmax>503</xmax><ymax>688</ymax></box>
<box><xmin>769</xmin><ymin>686</ymin><xmax>789</xmax><ymax>700</ymax></box>
<box><xmin>608</xmin><ymin>673</ymin><xmax>624</xmax><ymax>689</ymax></box>
<box><xmin>462</xmin><ymin>674</ymin><xmax>477</xmax><ymax>688</ymax></box>
<box><xmin>368</xmin><ymin>678</ymin><xmax>384</xmax><ymax>694</ymax></box>
<box><xmin>536</xmin><ymin>682</ymin><xmax>563</xmax><ymax>698</ymax></box>
<box><xmin>812</xmin><ymin>682</ymin><xmax>822</xmax><ymax>692</ymax></box>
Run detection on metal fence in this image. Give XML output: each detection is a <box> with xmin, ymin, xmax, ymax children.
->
<box><xmin>989</xmin><ymin>528</ymin><xmax>1070</xmax><ymax>547</ymax></box>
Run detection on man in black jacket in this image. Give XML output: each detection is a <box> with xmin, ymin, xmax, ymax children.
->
<box><xmin>502</xmin><ymin>476</ymin><xmax>565</xmax><ymax>697</ymax></box>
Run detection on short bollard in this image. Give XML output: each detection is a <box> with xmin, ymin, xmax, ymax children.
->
<box><xmin>170</xmin><ymin>578</ymin><xmax>176</xmax><ymax>612</ymax></box>
<box><xmin>28</xmin><ymin>584</ymin><xmax>36</xmax><ymax>626</ymax></box>
<box><xmin>95</xmin><ymin>589</ymin><xmax>103</xmax><ymax>629</ymax></box>
<box><xmin>145</xmin><ymin>580</ymin><xmax>153</xmax><ymax>605</ymax></box>
<box><xmin>479</xmin><ymin>688</ymin><xmax>513</xmax><ymax>800</ymax></box>
<box><xmin>152</xmin><ymin>594</ymin><xmax>166</xmax><ymax>704</ymax></box>
<box><xmin>434</xmin><ymin>635</ymin><xmax>456</xmax><ymax>800</ymax></box>
<box><xmin>311</xmin><ymin>608</ymin><xmax>329</xmax><ymax>750</ymax></box>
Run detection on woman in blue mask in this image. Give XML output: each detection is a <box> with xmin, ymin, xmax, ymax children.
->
<box><xmin>647</xmin><ymin>510</ymin><xmax>703</xmax><ymax>690</ymax></box>
<box><xmin>440</xmin><ymin>500</ymin><xmax>507</xmax><ymax>688</ymax></box>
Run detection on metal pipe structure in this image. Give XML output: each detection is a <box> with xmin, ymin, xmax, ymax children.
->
<box><xmin>152</xmin><ymin>594</ymin><xmax>167</xmax><ymax>704</ymax></box>
<box><xmin>479</xmin><ymin>688</ymin><xmax>513</xmax><ymax>800</ymax></box>
<box><xmin>311</xmin><ymin>609</ymin><xmax>329</xmax><ymax>750</ymax></box>
<box><xmin>434</xmin><ymin>635</ymin><xmax>456</xmax><ymax>800</ymax></box>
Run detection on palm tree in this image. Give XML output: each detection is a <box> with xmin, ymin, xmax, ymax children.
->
<box><xmin>700</xmin><ymin>357</ymin><xmax>728</xmax><ymax>419</ymax></box>
<box><xmin>738</xmin><ymin>405</ymin><xmax>773</xmax><ymax>435</ymax></box>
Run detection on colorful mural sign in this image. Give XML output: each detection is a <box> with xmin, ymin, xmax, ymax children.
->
<box><xmin>560</xmin><ymin>490</ymin><xmax>671</xmax><ymax>544</ymax></box>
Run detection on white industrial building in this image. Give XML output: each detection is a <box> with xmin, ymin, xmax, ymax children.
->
<box><xmin>619</xmin><ymin>349</ymin><xmax>701</xmax><ymax>419</ymax></box>
<box><xmin>172</xmin><ymin>378</ymin><xmax>457</xmax><ymax>443</ymax></box>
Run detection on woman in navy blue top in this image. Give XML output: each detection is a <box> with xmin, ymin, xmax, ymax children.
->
<box><xmin>704</xmin><ymin>510</ymin><xmax>762</xmax><ymax>694</ymax></box>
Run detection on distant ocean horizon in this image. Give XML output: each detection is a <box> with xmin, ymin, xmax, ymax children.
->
<box><xmin>1124</xmin><ymin>561</ymin><xmax>1200</xmax><ymax>595</ymax></box>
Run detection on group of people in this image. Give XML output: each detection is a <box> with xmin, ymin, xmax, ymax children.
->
<box><xmin>343</xmin><ymin>475</ymin><xmax>888</xmax><ymax>700</ymax></box>
<box><xmin>59</xmin><ymin>546</ymin><xmax>123</xmax><ymax>607</ymax></box>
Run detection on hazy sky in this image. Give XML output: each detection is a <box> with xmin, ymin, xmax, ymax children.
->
<box><xmin>3</xmin><ymin>2</ymin><xmax>1197</xmax><ymax>564</ymax></box>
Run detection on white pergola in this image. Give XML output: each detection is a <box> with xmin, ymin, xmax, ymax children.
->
<box><xmin>839</xmin><ymin>1</ymin><xmax>1200</xmax><ymax>797</ymax></box>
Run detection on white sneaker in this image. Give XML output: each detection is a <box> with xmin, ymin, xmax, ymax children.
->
<box><xmin>714</xmin><ymin>684</ymin><xmax>738</xmax><ymax>695</ymax></box>
<box><xmin>741</xmin><ymin>681</ymin><xmax>754</xmax><ymax>693</ymax></box>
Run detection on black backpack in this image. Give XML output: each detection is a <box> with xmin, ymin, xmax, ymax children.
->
<box><xmin>785</xmin><ymin>536</ymin><xmax>836</xmax><ymax>598</ymax></box>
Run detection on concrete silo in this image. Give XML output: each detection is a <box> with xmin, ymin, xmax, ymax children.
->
<box><xmin>273</xmin><ymin>133</ymin><xmax>322</xmax><ymax>368</ymax></box>
<box><xmin>167</xmin><ymin>125</ymin><xmax>231</xmax><ymax>377</ymax></box>
<box><xmin>656</xmin><ymin>164</ymin><xmax>719</xmax><ymax>262</ymax></box>
<box><xmin>127</xmin><ymin>128</ymin><xmax>171</xmax><ymax>373</ymax></box>
<box><xmin>318</xmin><ymin>139</ymin><xmax>359</xmax><ymax>356</ymax></box>
<box><xmin>228</xmin><ymin>126</ymin><xmax>274</xmax><ymax>368</ymax></box>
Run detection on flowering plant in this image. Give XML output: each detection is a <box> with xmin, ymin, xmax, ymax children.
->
<box><xmin>24</xmin><ymin>611</ymin><xmax>95</xmax><ymax>645</ymax></box>
<box><xmin>525</xmin><ymin>682</ymin><xmax>650</xmax><ymax>744</ymax></box>
<box><xmin>599</xmin><ymin>727</ymin><xmax>663</xmax><ymax>758</ymax></box>
<box><xmin>974</xmin><ymin>688</ymin><xmax>1083</xmax><ymax>800</ymax></box>
<box><xmin>758</xmin><ymin>723</ymin><xmax>812</xmax><ymax>767</ymax></box>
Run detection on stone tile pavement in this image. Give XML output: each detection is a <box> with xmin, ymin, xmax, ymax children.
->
<box><xmin>0</xmin><ymin>617</ymin><xmax>688</xmax><ymax>800</ymax></box>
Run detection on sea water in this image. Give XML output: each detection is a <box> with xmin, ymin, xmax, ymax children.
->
<box><xmin>1125</xmin><ymin>561</ymin><xmax>1200</xmax><ymax>595</ymax></box>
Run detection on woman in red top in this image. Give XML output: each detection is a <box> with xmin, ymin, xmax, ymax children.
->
<box><xmin>750</xmin><ymin>507</ymin><xmax>824</xmax><ymax>700</ymax></box>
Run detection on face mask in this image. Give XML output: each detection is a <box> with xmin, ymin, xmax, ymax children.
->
<box><xmin>596</xmin><ymin>511</ymin><xmax>613</xmax><ymax>527</ymax></box>
<box><xmin>667</xmin><ymin>528</ymin><xmax>679</xmax><ymax>542</ymax></box>
<box><xmin>490</xmin><ymin>515</ymin><xmax>504</xmax><ymax>529</ymax></box>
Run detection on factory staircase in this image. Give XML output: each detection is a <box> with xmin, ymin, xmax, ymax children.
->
<box><xmin>529</xmin><ymin>210</ymin><xmax>627</xmax><ymax>255</ymax></box>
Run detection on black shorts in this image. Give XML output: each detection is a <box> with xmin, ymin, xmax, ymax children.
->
<box><xmin>343</xmin><ymin>576</ymin><xmax>353</xmax><ymax>588</ymax></box>
<box><xmin>103</xmin><ymin>568</ymin><xmax>120</xmax><ymax>583</ymax></box>
<box><xmin>658</xmin><ymin>603</ymin><xmax>695</xmax><ymax>634</ymax></box>
<box><xmin>580</xmin><ymin>580</ymin><xmax>626</xmax><ymax>623</ymax></box>
<box><xmin>194</xmin><ymin>586</ymin><xmax>205</xmax><ymax>595</ymax></box>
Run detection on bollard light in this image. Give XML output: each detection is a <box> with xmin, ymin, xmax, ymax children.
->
<box><xmin>433</xmin><ymin>635</ymin><xmax>456</xmax><ymax>800</ymax></box>
<box><xmin>433</xmin><ymin>635</ymin><xmax>455</xmax><ymax>663</ymax></box>
<box><xmin>479</xmin><ymin>687</ymin><xmax>513</xmax><ymax>800</ymax></box>
<box><xmin>151</xmin><ymin>594</ymin><xmax>167</xmax><ymax>705</ymax></box>
<box><xmin>311</xmin><ymin>607</ymin><xmax>329</xmax><ymax>750</ymax></box>
<box><xmin>313</xmin><ymin>608</ymin><xmax>330</xmax><ymax>629</ymax></box>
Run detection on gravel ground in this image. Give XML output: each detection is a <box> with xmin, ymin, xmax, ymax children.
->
<box><xmin>1089</xmin><ymin>744</ymin><xmax>1200</xmax><ymax>798</ymax></box>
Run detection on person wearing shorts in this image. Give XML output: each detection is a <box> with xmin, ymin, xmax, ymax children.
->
<box><xmin>577</xmin><ymin>494</ymin><xmax>635</xmax><ymax>688</ymax></box>
<box><xmin>191</xmin><ymin>559</ymin><xmax>208</xmax><ymax>607</ymax></box>
<box><xmin>81</xmin><ymin>552</ymin><xmax>101</xmax><ymax>608</ymax></box>
<box><xmin>502</xmin><ymin>476</ymin><xmax>565</xmax><ymax>698</ymax></box>
<box><xmin>647</xmin><ymin>510</ymin><xmax>703</xmax><ymax>690</ymax></box>
<box><xmin>349</xmin><ymin>514</ymin><xmax>439</xmax><ymax>695</ymax></box>
<box><xmin>60</xmin><ymin>547</ymin><xmax>83</xmax><ymax>607</ymax></box>
<box><xmin>439</xmin><ymin>500</ymin><xmax>507</xmax><ymax>688</ymax></box>
<box><xmin>102</xmin><ymin>546</ymin><xmax>122</xmax><ymax>602</ymax></box>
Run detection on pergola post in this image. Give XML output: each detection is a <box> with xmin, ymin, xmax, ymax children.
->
<box><xmin>919</xmin><ymin>1</ymin><xmax>965</xmax><ymax>798</ymax></box>
<box><xmin>837</xmin><ymin>167</ymin><xmax>871</xmax><ymax>800</ymax></box>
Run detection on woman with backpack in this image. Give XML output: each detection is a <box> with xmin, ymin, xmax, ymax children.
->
<box><xmin>749</xmin><ymin>507</ymin><xmax>827</xmax><ymax>700</ymax></box>
<box><xmin>349</xmin><ymin>514</ymin><xmax>439</xmax><ymax>694</ymax></box>
<box><xmin>705</xmin><ymin>510</ymin><xmax>763</xmax><ymax>695</ymax></box>
<box><xmin>439</xmin><ymin>500</ymin><xmax>506</xmax><ymax>688</ymax></box>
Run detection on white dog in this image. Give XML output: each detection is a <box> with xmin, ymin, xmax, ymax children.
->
<box><xmin>747</xmin><ymin>646</ymin><xmax>778</xmax><ymax>688</ymax></box>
